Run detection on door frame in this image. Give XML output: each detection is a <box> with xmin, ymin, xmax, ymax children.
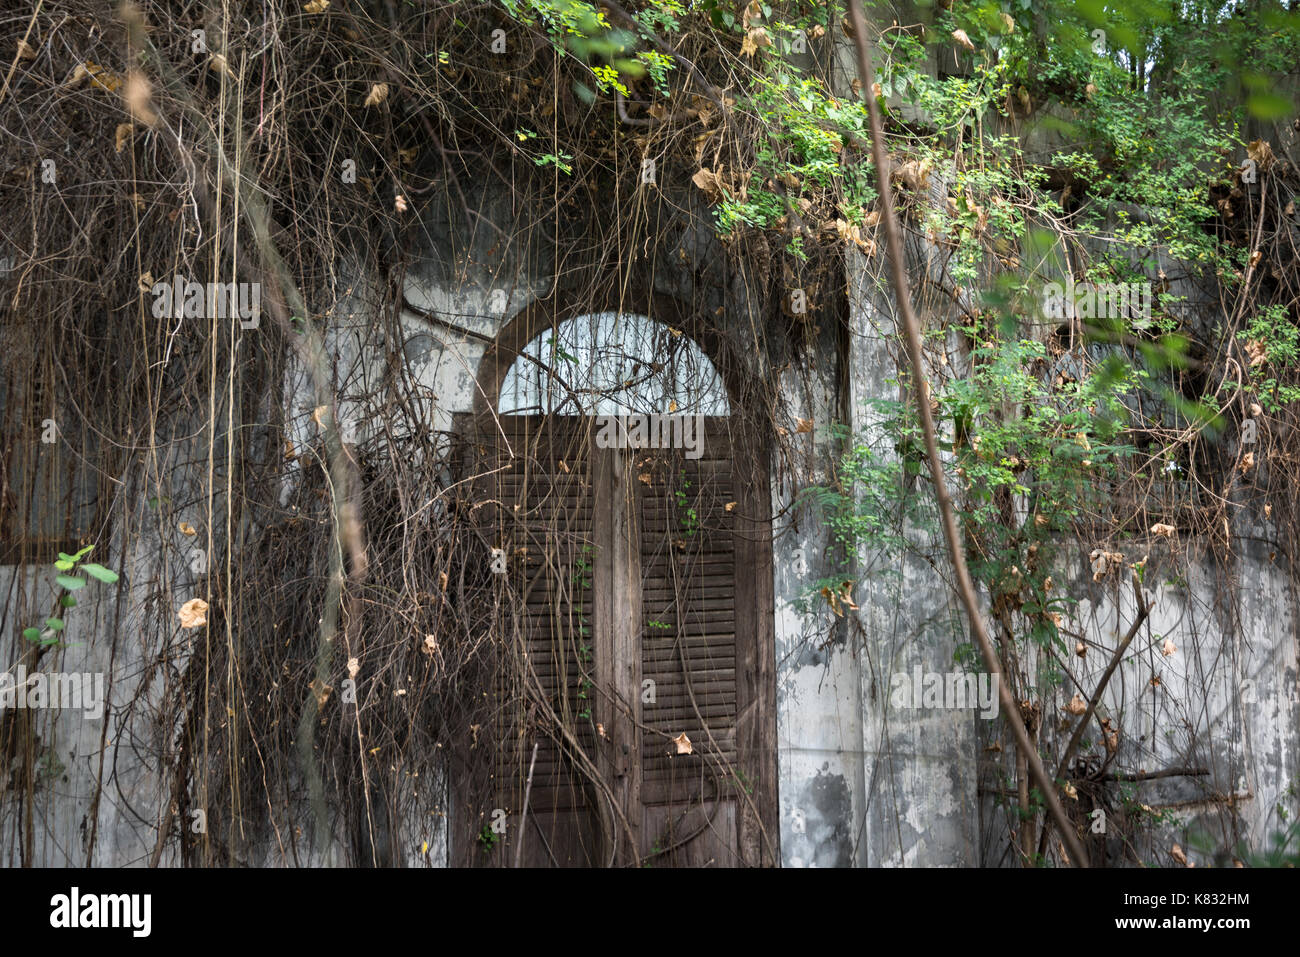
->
<box><xmin>449</xmin><ymin>289</ymin><xmax>778</xmax><ymax>866</ymax></box>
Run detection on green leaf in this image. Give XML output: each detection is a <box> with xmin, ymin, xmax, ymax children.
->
<box><xmin>80</xmin><ymin>564</ymin><xmax>120</xmax><ymax>584</ymax></box>
<box><xmin>54</xmin><ymin>560</ymin><xmax>74</xmax><ymax>572</ymax></box>
<box><xmin>59</xmin><ymin>594</ymin><xmax>77</xmax><ymax>608</ymax></box>
<box><xmin>22</xmin><ymin>627</ymin><xmax>41</xmax><ymax>642</ymax></box>
<box><xmin>45</xmin><ymin>617</ymin><xmax>64</xmax><ymax>631</ymax></box>
<box><xmin>72</xmin><ymin>544</ymin><xmax>94</xmax><ymax>560</ymax></box>
<box><xmin>1247</xmin><ymin>92</ymin><xmax>1292</xmax><ymax>121</ymax></box>
<box><xmin>56</xmin><ymin>574</ymin><xmax>87</xmax><ymax>591</ymax></box>
<box><xmin>613</xmin><ymin>57</ymin><xmax>644</xmax><ymax>78</ymax></box>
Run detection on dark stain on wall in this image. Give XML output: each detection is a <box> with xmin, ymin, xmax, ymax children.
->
<box><xmin>785</xmin><ymin>763</ymin><xmax>853</xmax><ymax>867</ymax></box>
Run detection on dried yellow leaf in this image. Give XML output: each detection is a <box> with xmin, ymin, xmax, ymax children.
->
<box><xmin>890</xmin><ymin>158</ymin><xmax>932</xmax><ymax>193</ymax></box>
<box><xmin>691</xmin><ymin>167</ymin><xmax>726</xmax><ymax>201</ymax></box>
<box><xmin>1245</xmin><ymin>339</ymin><xmax>1267</xmax><ymax>368</ymax></box>
<box><xmin>1246</xmin><ymin>139</ymin><xmax>1275</xmax><ymax>171</ymax></box>
<box><xmin>178</xmin><ymin>598</ymin><xmax>209</xmax><ymax>629</ymax></box>
<box><xmin>821</xmin><ymin>585</ymin><xmax>840</xmax><ymax>617</ymax></box>
<box><xmin>64</xmin><ymin>63</ymin><xmax>90</xmax><ymax>89</ymax></box>
<box><xmin>1090</xmin><ymin>549</ymin><xmax>1124</xmax><ymax>581</ymax></box>
<box><xmin>179</xmin><ymin>521</ymin><xmax>197</xmax><ymax>536</ymax></box>
<box><xmin>672</xmin><ymin>732</ymin><xmax>692</xmax><ymax>755</ymax></box>
<box><xmin>309</xmin><ymin>677</ymin><xmax>332</xmax><ymax>708</ymax></box>
<box><xmin>740</xmin><ymin>27</ymin><xmax>771</xmax><ymax>57</ymax></box>
<box><xmin>66</xmin><ymin>61</ymin><xmax>121</xmax><ymax>92</ymax></box>
<box><xmin>364</xmin><ymin>82</ymin><xmax>389</xmax><ymax>108</ymax></box>
<box><xmin>208</xmin><ymin>54</ymin><xmax>236</xmax><ymax>80</ymax></box>
<box><xmin>89</xmin><ymin>62</ymin><xmax>122</xmax><ymax>92</ymax></box>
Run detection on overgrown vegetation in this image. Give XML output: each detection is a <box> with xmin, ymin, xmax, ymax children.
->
<box><xmin>794</xmin><ymin>0</ymin><xmax>1300</xmax><ymax>866</ymax></box>
<box><xmin>0</xmin><ymin>0</ymin><xmax>1296</xmax><ymax>867</ymax></box>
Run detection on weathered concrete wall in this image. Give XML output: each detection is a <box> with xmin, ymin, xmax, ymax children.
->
<box><xmin>773</xmin><ymin>345</ymin><xmax>864</xmax><ymax>869</ymax></box>
<box><xmin>0</xmin><ymin>423</ymin><xmax>235</xmax><ymax>866</ymax></box>
<box><xmin>5</xmin><ymin>20</ymin><xmax>1297</xmax><ymax>866</ymax></box>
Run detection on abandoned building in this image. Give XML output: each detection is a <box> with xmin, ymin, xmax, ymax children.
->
<box><xmin>1</xmin><ymin>1</ymin><xmax>1298</xmax><ymax>869</ymax></box>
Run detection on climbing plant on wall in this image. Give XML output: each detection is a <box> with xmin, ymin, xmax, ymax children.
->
<box><xmin>1</xmin><ymin>0</ymin><xmax>1297</xmax><ymax>868</ymax></box>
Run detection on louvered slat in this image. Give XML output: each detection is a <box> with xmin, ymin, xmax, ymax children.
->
<box><xmin>479</xmin><ymin>419</ymin><xmax>598</xmax><ymax>812</ymax></box>
<box><xmin>637</xmin><ymin>447</ymin><xmax>739</xmax><ymax>806</ymax></box>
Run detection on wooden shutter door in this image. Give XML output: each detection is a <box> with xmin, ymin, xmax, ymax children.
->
<box><xmin>474</xmin><ymin>417</ymin><xmax>604</xmax><ymax>866</ymax></box>
<box><xmin>461</xmin><ymin>417</ymin><xmax>776</xmax><ymax>866</ymax></box>
<box><xmin>632</xmin><ymin>420</ymin><xmax>776</xmax><ymax>866</ymax></box>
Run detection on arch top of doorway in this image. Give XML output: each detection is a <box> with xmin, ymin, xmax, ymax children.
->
<box><xmin>470</xmin><ymin>286</ymin><xmax>746</xmax><ymax>427</ymax></box>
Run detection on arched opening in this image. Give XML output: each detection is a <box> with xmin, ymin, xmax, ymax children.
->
<box><xmin>454</xmin><ymin>297</ymin><xmax>777</xmax><ymax>867</ymax></box>
<box><xmin>497</xmin><ymin>311</ymin><xmax>730</xmax><ymax>417</ymax></box>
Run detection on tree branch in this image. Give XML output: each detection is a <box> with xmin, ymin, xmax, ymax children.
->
<box><xmin>844</xmin><ymin>0</ymin><xmax>1089</xmax><ymax>867</ymax></box>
